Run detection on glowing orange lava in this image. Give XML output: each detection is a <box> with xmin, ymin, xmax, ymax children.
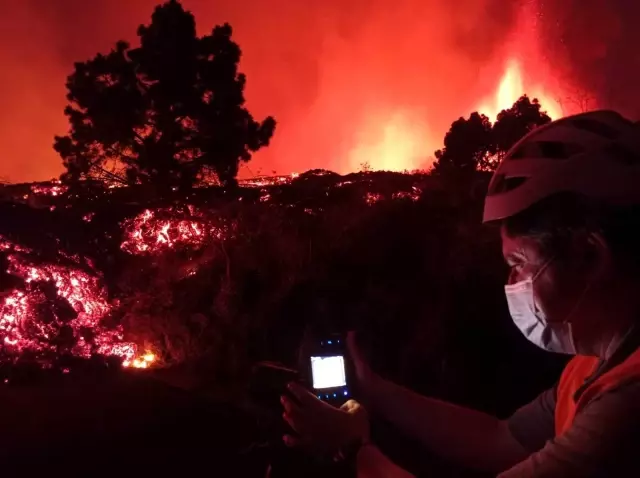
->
<box><xmin>125</xmin><ymin>352</ymin><xmax>156</xmax><ymax>369</ymax></box>
<box><xmin>30</xmin><ymin>180</ymin><xmax>67</xmax><ymax>197</ymax></box>
<box><xmin>0</xmin><ymin>203</ymin><xmax>235</xmax><ymax>369</ymax></box>
<box><xmin>120</xmin><ymin>206</ymin><xmax>229</xmax><ymax>255</ymax></box>
<box><xmin>0</xmin><ymin>238</ymin><xmax>136</xmax><ymax>363</ymax></box>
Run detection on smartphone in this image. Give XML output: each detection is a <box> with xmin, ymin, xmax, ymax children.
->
<box><xmin>308</xmin><ymin>333</ymin><xmax>351</xmax><ymax>404</ymax></box>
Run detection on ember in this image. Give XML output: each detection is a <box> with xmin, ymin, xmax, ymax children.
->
<box><xmin>259</xmin><ymin>192</ymin><xmax>272</xmax><ymax>203</ymax></box>
<box><xmin>392</xmin><ymin>187</ymin><xmax>422</xmax><ymax>201</ymax></box>
<box><xmin>30</xmin><ymin>181</ymin><xmax>68</xmax><ymax>197</ymax></box>
<box><xmin>365</xmin><ymin>192</ymin><xmax>384</xmax><ymax>205</ymax></box>
<box><xmin>239</xmin><ymin>173</ymin><xmax>298</xmax><ymax>188</ymax></box>
<box><xmin>336</xmin><ymin>181</ymin><xmax>354</xmax><ymax>188</ymax></box>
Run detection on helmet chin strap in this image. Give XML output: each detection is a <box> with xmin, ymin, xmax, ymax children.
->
<box><xmin>562</xmin><ymin>271</ymin><xmax>598</xmax><ymax>355</ymax></box>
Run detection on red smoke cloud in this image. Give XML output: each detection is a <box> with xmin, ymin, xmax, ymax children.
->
<box><xmin>0</xmin><ymin>0</ymin><xmax>614</xmax><ymax>183</ymax></box>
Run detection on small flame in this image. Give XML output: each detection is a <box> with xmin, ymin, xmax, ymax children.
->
<box><xmin>124</xmin><ymin>351</ymin><xmax>156</xmax><ymax>369</ymax></box>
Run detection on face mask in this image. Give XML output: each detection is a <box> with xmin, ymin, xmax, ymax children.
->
<box><xmin>505</xmin><ymin>259</ymin><xmax>577</xmax><ymax>355</ymax></box>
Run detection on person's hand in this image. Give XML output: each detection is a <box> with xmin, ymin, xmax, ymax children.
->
<box><xmin>347</xmin><ymin>331</ymin><xmax>376</xmax><ymax>394</ymax></box>
<box><xmin>281</xmin><ymin>382</ymin><xmax>369</xmax><ymax>457</ymax></box>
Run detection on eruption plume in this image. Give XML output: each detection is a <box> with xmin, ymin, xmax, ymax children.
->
<box><xmin>0</xmin><ymin>0</ymin><xmax>596</xmax><ymax>182</ymax></box>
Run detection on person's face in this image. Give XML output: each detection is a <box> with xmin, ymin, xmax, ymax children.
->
<box><xmin>500</xmin><ymin>225</ymin><xmax>606</xmax><ymax>328</ymax></box>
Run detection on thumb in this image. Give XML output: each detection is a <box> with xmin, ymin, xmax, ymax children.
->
<box><xmin>347</xmin><ymin>331</ymin><xmax>366</xmax><ymax>364</ymax></box>
<box><xmin>340</xmin><ymin>399</ymin><xmax>361</xmax><ymax>413</ymax></box>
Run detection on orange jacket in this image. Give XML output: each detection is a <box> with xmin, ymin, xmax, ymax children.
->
<box><xmin>555</xmin><ymin>348</ymin><xmax>640</xmax><ymax>435</ymax></box>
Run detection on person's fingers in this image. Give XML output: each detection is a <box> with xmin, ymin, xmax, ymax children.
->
<box><xmin>280</xmin><ymin>394</ymin><xmax>301</xmax><ymax>415</ymax></box>
<box><xmin>281</xmin><ymin>397</ymin><xmax>307</xmax><ymax>431</ymax></box>
<box><xmin>339</xmin><ymin>400</ymin><xmax>353</xmax><ymax>412</ymax></box>
<box><xmin>340</xmin><ymin>399</ymin><xmax>360</xmax><ymax>413</ymax></box>
<box><xmin>286</xmin><ymin>382</ymin><xmax>318</xmax><ymax>406</ymax></box>
<box><xmin>283</xmin><ymin>434</ymin><xmax>301</xmax><ymax>448</ymax></box>
<box><xmin>284</xmin><ymin>433</ymin><xmax>321</xmax><ymax>455</ymax></box>
<box><xmin>346</xmin><ymin>331</ymin><xmax>364</xmax><ymax>363</ymax></box>
<box><xmin>283</xmin><ymin>411</ymin><xmax>303</xmax><ymax>433</ymax></box>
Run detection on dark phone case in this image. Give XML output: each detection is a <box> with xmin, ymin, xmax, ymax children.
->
<box><xmin>249</xmin><ymin>362</ymin><xmax>304</xmax><ymax>441</ymax></box>
<box><xmin>250</xmin><ymin>362</ymin><xmax>301</xmax><ymax>407</ymax></box>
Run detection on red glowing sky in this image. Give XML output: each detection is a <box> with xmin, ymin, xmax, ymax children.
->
<box><xmin>0</xmin><ymin>0</ymin><xmax>637</xmax><ymax>183</ymax></box>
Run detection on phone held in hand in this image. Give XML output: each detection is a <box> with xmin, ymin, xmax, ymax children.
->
<box><xmin>250</xmin><ymin>332</ymin><xmax>352</xmax><ymax>409</ymax></box>
<box><xmin>307</xmin><ymin>332</ymin><xmax>351</xmax><ymax>405</ymax></box>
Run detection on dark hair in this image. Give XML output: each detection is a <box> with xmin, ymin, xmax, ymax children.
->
<box><xmin>503</xmin><ymin>193</ymin><xmax>640</xmax><ymax>275</ymax></box>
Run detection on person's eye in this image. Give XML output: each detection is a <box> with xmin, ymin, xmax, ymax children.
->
<box><xmin>507</xmin><ymin>262</ymin><xmax>524</xmax><ymax>283</ymax></box>
<box><xmin>507</xmin><ymin>261</ymin><xmax>522</xmax><ymax>272</ymax></box>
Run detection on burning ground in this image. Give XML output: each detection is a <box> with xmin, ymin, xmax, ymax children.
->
<box><xmin>0</xmin><ymin>170</ymin><xmax>428</xmax><ymax>374</ymax></box>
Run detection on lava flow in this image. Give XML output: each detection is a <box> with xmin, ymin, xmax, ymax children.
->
<box><xmin>121</xmin><ymin>205</ymin><xmax>230</xmax><ymax>254</ymax></box>
<box><xmin>0</xmin><ymin>238</ymin><xmax>138</xmax><ymax>365</ymax></box>
<box><xmin>0</xmin><ymin>204</ymin><xmax>211</xmax><ymax>368</ymax></box>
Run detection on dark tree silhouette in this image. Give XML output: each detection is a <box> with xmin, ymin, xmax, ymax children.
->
<box><xmin>433</xmin><ymin>95</ymin><xmax>552</xmax><ymax>174</ymax></box>
<box><xmin>432</xmin><ymin>112</ymin><xmax>494</xmax><ymax>176</ymax></box>
<box><xmin>54</xmin><ymin>0</ymin><xmax>275</xmax><ymax>193</ymax></box>
<box><xmin>491</xmin><ymin>95</ymin><xmax>552</xmax><ymax>166</ymax></box>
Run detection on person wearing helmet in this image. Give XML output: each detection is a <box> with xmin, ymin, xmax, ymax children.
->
<box><xmin>280</xmin><ymin>110</ymin><xmax>640</xmax><ymax>476</ymax></box>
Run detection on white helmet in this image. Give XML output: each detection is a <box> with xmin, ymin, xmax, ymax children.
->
<box><xmin>483</xmin><ymin>110</ymin><xmax>640</xmax><ymax>223</ymax></box>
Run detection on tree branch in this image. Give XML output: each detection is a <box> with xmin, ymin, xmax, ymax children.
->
<box><xmin>89</xmin><ymin>159</ymin><xmax>128</xmax><ymax>185</ymax></box>
<box><xmin>87</xmin><ymin>150</ymin><xmax>129</xmax><ymax>184</ymax></box>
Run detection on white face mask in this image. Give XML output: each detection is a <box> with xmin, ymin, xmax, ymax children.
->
<box><xmin>504</xmin><ymin>260</ymin><xmax>577</xmax><ymax>355</ymax></box>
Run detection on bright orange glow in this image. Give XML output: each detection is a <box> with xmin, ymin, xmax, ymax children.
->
<box><xmin>0</xmin><ymin>0</ymin><xmax>594</xmax><ymax>182</ymax></box>
<box><xmin>327</xmin><ymin>0</ymin><xmax>577</xmax><ymax>173</ymax></box>
<box><xmin>475</xmin><ymin>58</ymin><xmax>563</xmax><ymax>122</ymax></box>
<box><xmin>474</xmin><ymin>0</ymin><xmax>575</xmax><ymax>123</ymax></box>
<box><xmin>347</xmin><ymin>111</ymin><xmax>435</xmax><ymax>172</ymax></box>
<box><xmin>125</xmin><ymin>351</ymin><xmax>156</xmax><ymax>369</ymax></box>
